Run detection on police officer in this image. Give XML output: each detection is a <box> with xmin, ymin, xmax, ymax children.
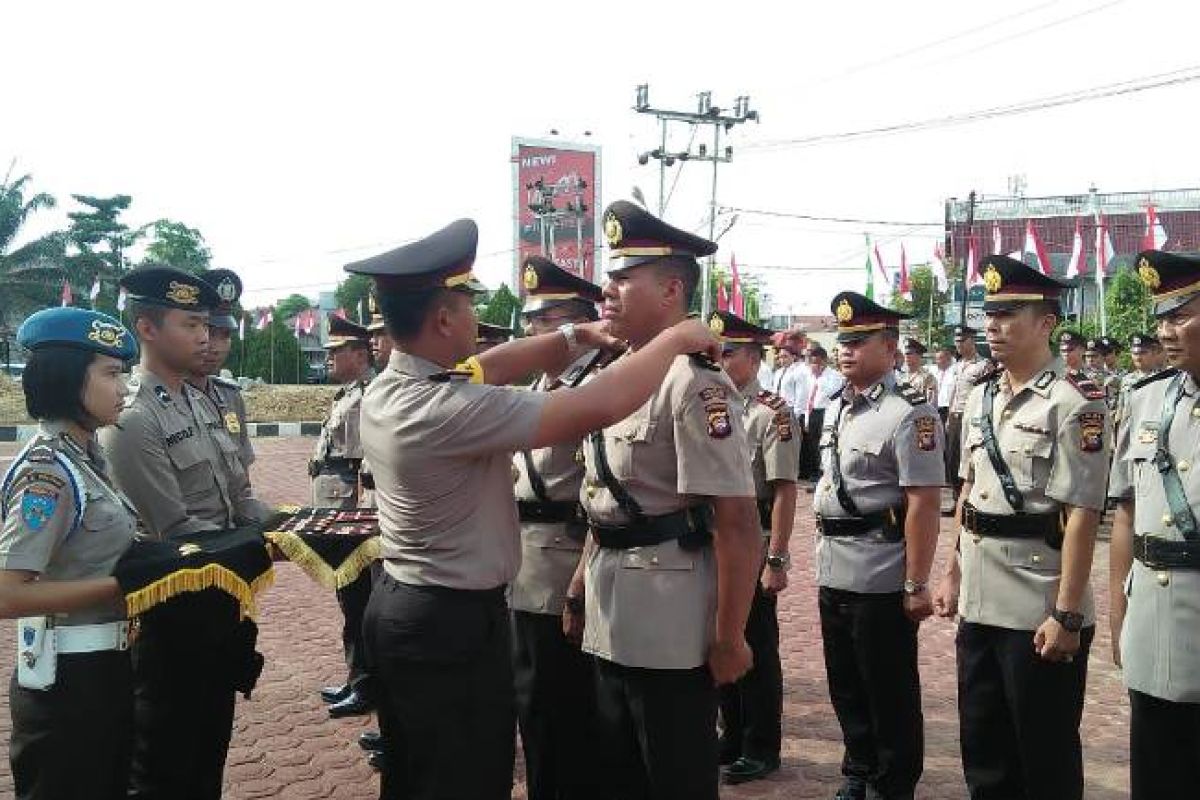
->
<box><xmin>815</xmin><ymin>292</ymin><xmax>944</xmax><ymax>800</ymax></box>
<box><xmin>712</xmin><ymin>311</ymin><xmax>800</xmax><ymax>786</ymax></box>
<box><xmin>347</xmin><ymin>217</ymin><xmax>723</xmax><ymax>800</ymax></box>
<box><xmin>900</xmin><ymin>338</ymin><xmax>938</xmax><ymax>405</ymax></box>
<box><xmin>946</xmin><ymin>326</ymin><xmax>990</xmax><ymax>496</ymax></box>
<box><xmin>1108</xmin><ymin>250</ymin><xmax>1200</xmax><ymax>798</ymax></box>
<box><xmin>360</xmin><ymin>297</ymin><xmax>392</xmax><ymax>512</ymax></box>
<box><xmin>1</xmin><ymin>308</ymin><xmax>139</xmax><ymax>800</ymax></box>
<box><xmin>509</xmin><ymin>255</ymin><xmax>606</xmax><ymax>800</ymax></box>
<box><xmin>933</xmin><ymin>255</ymin><xmax>1110</xmax><ymax>800</ymax></box>
<box><xmin>1058</xmin><ymin>329</ymin><xmax>1085</xmax><ymax>372</ymax></box>
<box><xmin>570</xmin><ymin>201</ymin><xmax>760</xmax><ymax>800</ymax></box>
<box><xmin>1115</xmin><ymin>333</ymin><xmax>1160</xmax><ymax>423</ymax></box>
<box><xmin>97</xmin><ymin>266</ymin><xmax>254</xmax><ymax>800</ymax></box>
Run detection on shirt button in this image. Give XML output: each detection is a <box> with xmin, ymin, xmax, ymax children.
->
<box><xmin>1003</xmin><ymin>409</ymin><xmax>1013</xmax><ymax>418</ymax></box>
<box><xmin>586</xmin><ymin>486</ymin><xmax>597</xmax><ymax>499</ymax></box>
<box><xmin>1157</xmin><ymin>571</ymin><xmax>1171</xmax><ymax>587</ymax></box>
<box><xmin>1163</xmin><ymin>513</ymin><xmax>1174</xmax><ymax>526</ymax></box>
<box><xmin>980</xmin><ymin>491</ymin><xmax>989</xmax><ymax>500</ymax></box>
<box><xmin>1031</xmin><ymin>554</ymin><xmax>1042</xmax><ymax>565</ymax></box>
<box><xmin>1179</xmin><ymin>460</ymin><xmax>1191</xmax><ymax>472</ymax></box>
<box><xmin>1193</xmin><ymin>407</ymin><xmax>1200</xmax><ymax>418</ymax></box>
<box><xmin>553</xmin><ymin>536</ymin><xmax>562</xmax><ymax>544</ymax></box>
<box><xmin>650</xmin><ymin>556</ymin><xmax>660</xmax><ymax>566</ymax></box>
<box><xmin>1023</xmin><ymin>446</ymin><xmax>1032</xmax><ymax>454</ymax></box>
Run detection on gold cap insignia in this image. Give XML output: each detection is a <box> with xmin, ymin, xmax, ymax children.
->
<box><xmin>87</xmin><ymin>319</ymin><xmax>126</xmax><ymax>350</ymax></box>
<box><xmin>836</xmin><ymin>299</ymin><xmax>853</xmax><ymax>323</ymax></box>
<box><xmin>368</xmin><ymin>293</ymin><xmax>380</xmax><ymax>314</ymax></box>
<box><xmin>604</xmin><ymin>213</ymin><xmax>623</xmax><ymax>247</ymax></box>
<box><xmin>983</xmin><ymin>265</ymin><xmax>1002</xmax><ymax>293</ymax></box>
<box><xmin>216</xmin><ymin>277</ymin><xmax>237</xmax><ymax>303</ymax></box>
<box><xmin>523</xmin><ymin>265</ymin><xmax>539</xmax><ymax>291</ymax></box>
<box><xmin>165</xmin><ymin>281</ymin><xmax>200</xmax><ymax>305</ymax></box>
<box><xmin>1137</xmin><ymin>257</ymin><xmax>1161</xmax><ymax>291</ymax></box>
<box><xmin>709</xmin><ymin>315</ymin><xmax>725</xmax><ymax>336</ymax></box>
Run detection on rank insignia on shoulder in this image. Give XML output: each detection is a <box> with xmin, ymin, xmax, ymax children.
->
<box><xmin>972</xmin><ymin>362</ymin><xmax>1000</xmax><ymax>385</ymax></box>
<box><xmin>1132</xmin><ymin>367</ymin><xmax>1179</xmax><ymax>391</ymax></box>
<box><xmin>866</xmin><ymin>383</ymin><xmax>885</xmax><ymax>403</ymax></box>
<box><xmin>154</xmin><ymin>386</ymin><xmax>172</xmax><ymax>406</ymax></box>
<box><xmin>1064</xmin><ymin>370</ymin><xmax>1106</xmax><ymax>401</ymax></box>
<box><xmin>700</xmin><ymin>387</ymin><xmax>728</xmax><ymax>403</ymax></box>
<box><xmin>1034</xmin><ymin>370</ymin><xmax>1056</xmax><ymax>390</ymax></box>
<box><xmin>21</xmin><ymin>486</ymin><xmax>59</xmax><ymax>532</ymax></box>
<box><xmin>915</xmin><ymin>417</ymin><xmax>938</xmax><ymax>451</ymax></box>
<box><xmin>1078</xmin><ymin>411</ymin><xmax>1105</xmax><ymax>452</ymax></box>
<box><xmin>689</xmin><ymin>352</ymin><xmax>721</xmax><ymax>372</ymax></box>
<box><xmin>25</xmin><ymin>443</ymin><xmax>56</xmax><ymax>464</ymax></box>
<box><xmin>428</xmin><ymin>370</ymin><xmax>474</xmax><ymax>383</ymax></box>
<box><xmin>896</xmin><ymin>383</ymin><xmax>924</xmax><ymax>406</ymax></box>
<box><xmin>754</xmin><ymin>389</ymin><xmax>786</xmax><ymax>411</ymax></box>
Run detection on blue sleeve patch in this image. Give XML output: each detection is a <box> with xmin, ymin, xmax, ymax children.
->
<box><xmin>21</xmin><ymin>487</ymin><xmax>59</xmax><ymax>533</ymax></box>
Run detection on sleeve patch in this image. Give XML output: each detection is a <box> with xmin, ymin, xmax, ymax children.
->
<box><xmin>20</xmin><ymin>486</ymin><xmax>59</xmax><ymax>532</ymax></box>
<box><xmin>706</xmin><ymin>404</ymin><xmax>732</xmax><ymax>439</ymax></box>
<box><xmin>915</xmin><ymin>416</ymin><xmax>938</xmax><ymax>451</ymax></box>
<box><xmin>1079</xmin><ymin>412</ymin><xmax>1106</xmax><ymax>452</ymax></box>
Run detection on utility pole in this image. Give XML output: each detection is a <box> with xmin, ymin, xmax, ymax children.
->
<box><xmin>958</xmin><ymin>191</ymin><xmax>977</xmax><ymax>332</ymax></box>
<box><xmin>633</xmin><ymin>85</ymin><xmax>759</xmax><ymax>318</ymax></box>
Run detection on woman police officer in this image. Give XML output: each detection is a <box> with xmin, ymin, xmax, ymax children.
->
<box><xmin>0</xmin><ymin>307</ymin><xmax>140</xmax><ymax>799</ymax></box>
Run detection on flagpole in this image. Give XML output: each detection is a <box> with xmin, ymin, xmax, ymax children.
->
<box><xmin>270</xmin><ymin>317</ymin><xmax>276</xmax><ymax>384</ymax></box>
<box><xmin>240</xmin><ymin>313</ymin><xmax>246</xmax><ymax>376</ymax></box>
<box><xmin>958</xmin><ymin>191</ymin><xmax>977</xmax><ymax>329</ymax></box>
<box><xmin>926</xmin><ymin>276</ymin><xmax>935</xmax><ymax>349</ymax></box>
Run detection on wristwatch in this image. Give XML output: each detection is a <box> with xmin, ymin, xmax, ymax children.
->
<box><xmin>902</xmin><ymin>579</ymin><xmax>926</xmax><ymax>595</ymax></box>
<box><xmin>558</xmin><ymin>323</ymin><xmax>578</xmax><ymax>350</ymax></box>
<box><xmin>565</xmin><ymin>594</ymin><xmax>585</xmax><ymax>613</ymax></box>
<box><xmin>1051</xmin><ymin>607</ymin><xmax>1084</xmax><ymax>633</ymax></box>
<box><xmin>766</xmin><ymin>553</ymin><xmax>790</xmax><ymax>571</ymax></box>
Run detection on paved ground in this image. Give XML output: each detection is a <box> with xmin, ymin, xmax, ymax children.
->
<box><xmin>0</xmin><ymin>438</ymin><xmax>1131</xmax><ymax>799</ymax></box>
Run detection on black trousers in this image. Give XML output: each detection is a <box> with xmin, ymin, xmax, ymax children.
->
<box><xmin>9</xmin><ymin>651</ymin><xmax>133</xmax><ymax>800</ymax></box>
<box><xmin>336</xmin><ymin>562</ymin><xmax>379</xmax><ymax>696</ymax></box>
<box><xmin>511</xmin><ymin>610</ymin><xmax>608</xmax><ymax>800</ymax></box>
<box><xmin>956</xmin><ymin>622</ymin><xmax>1094</xmax><ymax>800</ymax></box>
<box><xmin>945</xmin><ymin>412</ymin><xmax>964</xmax><ymax>490</ymax></box>
<box><xmin>818</xmin><ymin>587</ymin><xmax>922</xmax><ymax>799</ymax></box>
<box><xmin>800</xmin><ymin>409</ymin><xmax>825</xmax><ymax>481</ymax></box>
<box><xmin>365</xmin><ymin>572</ymin><xmax>515</xmax><ymax>800</ymax></box>
<box><xmin>1129</xmin><ymin>689</ymin><xmax>1200</xmax><ymax>799</ymax></box>
<box><xmin>719</xmin><ymin>585</ymin><xmax>782</xmax><ymax>763</ymax></box>
<box><xmin>595</xmin><ymin>658</ymin><xmax>718</xmax><ymax>800</ymax></box>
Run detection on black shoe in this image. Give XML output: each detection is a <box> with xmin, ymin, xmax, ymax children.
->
<box><xmin>367</xmin><ymin>750</ymin><xmax>386</xmax><ymax>772</ymax></box>
<box><xmin>319</xmin><ymin>684</ymin><xmax>351</xmax><ymax>704</ymax></box>
<box><xmin>358</xmin><ymin>731</ymin><xmax>384</xmax><ymax>752</ymax></box>
<box><xmin>833</xmin><ymin>778</ymin><xmax>867</xmax><ymax>800</ymax></box>
<box><xmin>717</xmin><ymin>739</ymin><xmax>740</xmax><ymax>767</ymax></box>
<box><xmin>328</xmin><ymin>690</ymin><xmax>375</xmax><ymax>718</ymax></box>
<box><xmin>721</xmin><ymin>756</ymin><xmax>779</xmax><ymax>785</ymax></box>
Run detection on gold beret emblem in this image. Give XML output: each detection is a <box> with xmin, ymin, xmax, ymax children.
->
<box><xmin>523</xmin><ymin>265</ymin><xmax>539</xmax><ymax>291</ymax></box>
<box><xmin>1137</xmin><ymin>257</ymin><xmax>1161</xmax><ymax>291</ymax></box>
<box><xmin>87</xmin><ymin>319</ymin><xmax>126</xmax><ymax>350</ymax></box>
<box><xmin>604</xmin><ymin>213</ymin><xmax>623</xmax><ymax>247</ymax></box>
<box><xmin>709</xmin><ymin>315</ymin><xmax>725</xmax><ymax>336</ymax></box>
<box><xmin>983</xmin><ymin>265</ymin><xmax>1002</xmax><ymax>293</ymax></box>
<box><xmin>165</xmin><ymin>281</ymin><xmax>200</xmax><ymax>305</ymax></box>
<box><xmin>836</xmin><ymin>299</ymin><xmax>854</xmax><ymax>323</ymax></box>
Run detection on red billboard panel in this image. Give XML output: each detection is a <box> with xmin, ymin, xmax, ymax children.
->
<box><xmin>512</xmin><ymin>138</ymin><xmax>601</xmax><ymax>288</ymax></box>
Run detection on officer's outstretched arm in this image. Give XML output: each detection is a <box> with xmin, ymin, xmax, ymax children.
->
<box><xmin>531</xmin><ymin>318</ymin><xmax>719</xmax><ymax>449</ymax></box>
<box><xmin>473</xmin><ymin>320</ymin><xmax>623</xmax><ymax>387</ymax></box>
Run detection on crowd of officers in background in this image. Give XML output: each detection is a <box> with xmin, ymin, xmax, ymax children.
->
<box><xmin>1</xmin><ymin>198</ymin><xmax>1199</xmax><ymax>800</ymax></box>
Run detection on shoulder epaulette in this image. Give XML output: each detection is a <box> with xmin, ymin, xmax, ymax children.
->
<box><xmin>428</xmin><ymin>370</ymin><xmax>474</xmax><ymax>383</ymax></box>
<box><xmin>894</xmin><ymin>383</ymin><xmax>926</xmax><ymax>406</ymax></box>
<box><xmin>754</xmin><ymin>389</ymin><xmax>789</xmax><ymax>412</ymax></box>
<box><xmin>971</xmin><ymin>361</ymin><xmax>1000</xmax><ymax>386</ymax></box>
<box><xmin>212</xmin><ymin>376</ymin><xmax>242</xmax><ymax>391</ymax></box>
<box><xmin>1063</xmin><ymin>369</ymin><xmax>1107</xmax><ymax>401</ymax></box>
<box><xmin>1132</xmin><ymin>367</ymin><xmax>1179</xmax><ymax>391</ymax></box>
<box><xmin>688</xmin><ymin>352</ymin><xmax>721</xmax><ymax>372</ymax></box>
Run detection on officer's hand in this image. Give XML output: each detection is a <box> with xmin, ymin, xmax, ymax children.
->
<box><xmin>1033</xmin><ymin>616</ymin><xmax>1081</xmax><ymax>663</ymax></box>
<box><xmin>561</xmin><ymin>605</ymin><xmax>585</xmax><ymax>647</ymax></box>
<box><xmin>574</xmin><ymin>320</ymin><xmax>626</xmax><ymax>354</ymax></box>
<box><xmin>708</xmin><ymin>637</ymin><xmax>753</xmax><ymax>686</ymax></box>
<box><xmin>903</xmin><ymin>588</ymin><xmax>934</xmax><ymax>622</ymax></box>
<box><xmin>668</xmin><ymin>318</ymin><xmax>722</xmax><ymax>361</ymax></box>
<box><xmin>760</xmin><ymin>565</ymin><xmax>788</xmax><ymax>595</ymax></box>
<box><xmin>932</xmin><ymin>573</ymin><xmax>959</xmax><ymax>618</ymax></box>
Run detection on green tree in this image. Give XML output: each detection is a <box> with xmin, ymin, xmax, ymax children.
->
<box><xmin>0</xmin><ymin>171</ymin><xmax>65</xmax><ymax>332</ymax></box>
<box><xmin>230</xmin><ymin>316</ymin><xmax>303</xmax><ymax>384</ymax></box>
<box><xmin>479</xmin><ymin>284</ymin><xmax>520</xmax><ymax>329</ymax></box>
<box><xmin>140</xmin><ymin>218</ymin><xmax>211</xmax><ymax>273</ymax></box>
<box><xmin>275</xmin><ymin>293</ymin><xmax>313</xmax><ymax>323</ymax></box>
<box><xmin>890</xmin><ymin>265</ymin><xmax>952</xmax><ymax>348</ymax></box>
<box><xmin>64</xmin><ymin>194</ymin><xmax>141</xmax><ymax>313</ymax></box>
<box><xmin>335</xmin><ymin>274</ymin><xmax>372</xmax><ymax>322</ymax></box>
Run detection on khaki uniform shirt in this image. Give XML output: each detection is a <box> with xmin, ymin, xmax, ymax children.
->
<box><xmin>902</xmin><ymin>367</ymin><xmax>939</xmax><ymax>406</ymax></box>
<box><xmin>1109</xmin><ymin>370</ymin><xmax>1200</xmax><ymax>702</ymax></box>
<box><xmin>1</xmin><ymin>423</ymin><xmax>137</xmax><ymax>624</ymax></box>
<box><xmin>363</xmin><ymin>351</ymin><xmax>546</xmax><ymax>591</ymax></box>
<box><xmin>100</xmin><ymin>366</ymin><xmax>252</xmax><ymax>540</ymax></box>
<box><xmin>509</xmin><ymin>351</ymin><xmax>598</xmax><ymax>616</ymax></box>
<box><xmin>958</xmin><ymin>359</ymin><xmax>1109</xmax><ymax>631</ymax></box>
<box><xmin>741</xmin><ymin>379</ymin><xmax>801</xmax><ymax>508</ymax></box>
<box><xmin>814</xmin><ymin>374</ymin><xmax>945</xmax><ymax>593</ymax></box>
<box><xmin>580</xmin><ymin>355</ymin><xmax>755</xmax><ymax>670</ymax></box>
<box><xmin>950</xmin><ymin>355</ymin><xmax>990</xmax><ymax>414</ymax></box>
<box><xmin>1115</xmin><ymin>369</ymin><xmax>1149</xmax><ymax>426</ymax></box>
<box><xmin>311</xmin><ymin>372</ymin><xmax>372</xmax><ymax>508</ymax></box>
<box><xmin>193</xmin><ymin>376</ymin><xmax>270</xmax><ymax>524</ymax></box>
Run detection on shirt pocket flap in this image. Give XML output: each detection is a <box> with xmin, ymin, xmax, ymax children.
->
<box><xmin>609</xmin><ymin>403</ymin><xmax>655</xmax><ymax>443</ymax></box>
<box><xmin>1003</xmin><ymin>540</ymin><xmax>1061</xmax><ymax>573</ymax></box>
<box><xmin>620</xmin><ymin>545</ymin><xmax>695</xmax><ymax>571</ymax></box>
<box><xmin>523</xmin><ymin>524</ymin><xmax>584</xmax><ymax>551</ymax></box>
<box><xmin>166</xmin><ymin>440</ymin><xmax>206</xmax><ymax>471</ymax></box>
<box><xmin>1127</xmin><ymin>438</ymin><xmax>1158</xmax><ymax>463</ymax></box>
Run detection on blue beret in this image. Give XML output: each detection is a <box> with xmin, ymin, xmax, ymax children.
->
<box><xmin>18</xmin><ymin>307</ymin><xmax>138</xmax><ymax>361</ymax></box>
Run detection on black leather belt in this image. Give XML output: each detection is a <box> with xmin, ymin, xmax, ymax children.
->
<box><xmin>1133</xmin><ymin>534</ymin><xmax>1200</xmax><ymax>570</ymax></box>
<box><xmin>815</xmin><ymin>507</ymin><xmax>904</xmax><ymax>542</ymax></box>
<box><xmin>962</xmin><ymin>502</ymin><xmax>1063</xmax><ymax>548</ymax></box>
<box><xmin>591</xmin><ymin>507</ymin><xmax>713</xmax><ymax>551</ymax></box>
<box><xmin>518</xmin><ymin>500</ymin><xmax>584</xmax><ymax>525</ymax></box>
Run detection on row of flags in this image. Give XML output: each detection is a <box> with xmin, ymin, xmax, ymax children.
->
<box><xmin>714</xmin><ymin>254</ymin><xmax>747</xmax><ymax>315</ymax></box>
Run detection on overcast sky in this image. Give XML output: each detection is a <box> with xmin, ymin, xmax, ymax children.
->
<box><xmin>6</xmin><ymin>0</ymin><xmax>1199</xmax><ymax>315</ymax></box>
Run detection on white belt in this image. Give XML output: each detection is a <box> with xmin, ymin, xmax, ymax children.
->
<box><xmin>56</xmin><ymin>621</ymin><xmax>130</xmax><ymax>653</ymax></box>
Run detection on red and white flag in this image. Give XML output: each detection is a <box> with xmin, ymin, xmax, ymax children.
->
<box><xmin>1143</xmin><ymin>204</ymin><xmax>1168</xmax><ymax>250</ymax></box>
<box><xmin>1023</xmin><ymin>219</ymin><xmax>1052</xmax><ymax>276</ymax></box>
<box><xmin>333</xmin><ymin>308</ymin><xmax>348</xmax><ymax>320</ymax></box>
<box><xmin>716</xmin><ymin>278</ymin><xmax>729</xmax><ymax>312</ymax></box>
<box><xmin>256</xmin><ymin>308</ymin><xmax>273</xmax><ymax>331</ymax></box>
<box><xmin>60</xmin><ymin>279</ymin><xmax>73</xmax><ymax>307</ymax></box>
<box><xmin>873</xmin><ymin>243</ymin><xmax>888</xmax><ymax>282</ymax></box>
<box><xmin>931</xmin><ymin>242</ymin><xmax>950</xmax><ymax>291</ymax></box>
<box><xmin>898</xmin><ymin>243</ymin><xmax>911</xmax><ymax>300</ymax></box>
<box><xmin>1095</xmin><ymin>215</ymin><xmax>1115</xmax><ymax>286</ymax></box>
<box><xmin>991</xmin><ymin>221</ymin><xmax>1003</xmax><ymax>255</ymax></box>
<box><xmin>729</xmin><ymin>254</ymin><xmax>745</xmax><ymax>316</ymax></box>
<box><xmin>1064</xmin><ymin>217</ymin><xmax>1085</xmax><ymax>279</ymax></box>
<box><xmin>967</xmin><ymin>233</ymin><xmax>981</xmax><ymax>286</ymax></box>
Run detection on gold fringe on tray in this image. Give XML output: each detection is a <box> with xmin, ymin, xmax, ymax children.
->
<box><xmin>264</xmin><ymin>530</ymin><xmax>381</xmax><ymax>590</ymax></box>
<box><xmin>125</xmin><ymin>563</ymin><xmax>276</xmax><ymax>621</ymax></box>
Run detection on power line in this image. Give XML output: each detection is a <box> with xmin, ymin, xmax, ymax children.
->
<box><xmin>721</xmin><ymin>205</ymin><xmax>942</xmax><ymax>227</ymax></box>
<box><xmin>745</xmin><ymin>64</ymin><xmax>1200</xmax><ymax>152</ymax></box>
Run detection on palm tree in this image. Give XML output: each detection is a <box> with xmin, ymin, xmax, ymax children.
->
<box><xmin>0</xmin><ymin>167</ymin><xmax>66</xmax><ymax>330</ymax></box>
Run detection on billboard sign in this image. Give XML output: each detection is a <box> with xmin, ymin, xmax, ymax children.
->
<box><xmin>512</xmin><ymin>137</ymin><xmax>601</xmax><ymax>289</ymax></box>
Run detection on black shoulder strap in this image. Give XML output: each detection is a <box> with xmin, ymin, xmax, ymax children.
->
<box><xmin>828</xmin><ymin>399</ymin><xmax>861</xmax><ymax>516</ymax></box>
<box><xmin>979</xmin><ymin>377</ymin><xmax>1025</xmax><ymax>511</ymax></box>
<box><xmin>589</xmin><ymin>430</ymin><xmax>644</xmax><ymax>522</ymax></box>
<box><xmin>520</xmin><ymin>450</ymin><xmax>550</xmax><ymax>503</ymax></box>
<box><xmin>1154</xmin><ymin>373</ymin><xmax>1199</xmax><ymax>541</ymax></box>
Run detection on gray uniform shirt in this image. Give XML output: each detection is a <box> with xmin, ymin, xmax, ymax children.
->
<box><xmin>509</xmin><ymin>351</ymin><xmax>598</xmax><ymax>616</ymax></box>
<box><xmin>814</xmin><ymin>374</ymin><xmax>945</xmax><ymax>593</ymax></box>
<box><xmin>1109</xmin><ymin>369</ymin><xmax>1200</xmax><ymax>702</ymax></box>
<box><xmin>580</xmin><ymin>355</ymin><xmax>755</xmax><ymax>670</ymax></box>
<box><xmin>742</xmin><ymin>379</ymin><xmax>801</xmax><ymax>506</ymax></box>
<box><xmin>958</xmin><ymin>360</ymin><xmax>1109</xmax><ymax>631</ymax></box>
<box><xmin>363</xmin><ymin>351</ymin><xmax>546</xmax><ymax>591</ymax></box>
<box><xmin>0</xmin><ymin>424</ymin><xmax>137</xmax><ymax>625</ymax></box>
<box><xmin>203</xmin><ymin>377</ymin><xmax>255</xmax><ymax>468</ymax></box>
<box><xmin>99</xmin><ymin>366</ymin><xmax>248</xmax><ymax>540</ymax></box>
<box><xmin>194</xmin><ymin>376</ymin><xmax>270</xmax><ymax>524</ymax></box>
<box><xmin>311</xmin><ymin>373</ymin><xmax>372</xmax><ymax>508</ymax></box>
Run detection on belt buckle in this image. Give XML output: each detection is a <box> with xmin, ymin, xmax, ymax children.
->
<box><xmin>962</xmin><ymin>505</ymin><xmax>976</xmax><ymax>532</ymax></box>
<box><xmin>815</xmin><ymin>515</ymin><xmax>826</xmax><ymax>535</ymax></box>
